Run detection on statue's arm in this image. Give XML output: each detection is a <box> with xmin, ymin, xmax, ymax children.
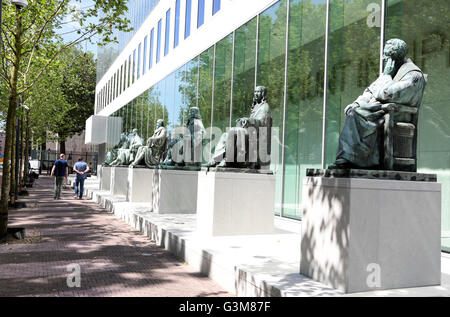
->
<box><xmin>374</xmin><ymin>71</ymin><xmax>425</xmax><ymax>105</ymax></box>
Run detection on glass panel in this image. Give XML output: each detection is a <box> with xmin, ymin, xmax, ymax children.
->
<box><xmin>157</xmin><ymin>19</ymin><xmax>162</xmax><ymax>63</ymax></box>
<box><xmin>283</xmin><ymin>0</ymin><xmax>326</xmax><ymax>219</ymax></box>
<box><xmin>175</xmin><ymin>0</ymin><xmax>181</xmax><ymax>48</ymax></box>
<box><xmin>150</xmin><ymin>28</ymin><xmax>155</xmax><ymax>69</ymax></box>
<box><xmin>198</xmin><ymin>47</ymin><xmax>214</xmax><ymax>162</ymax></box>
<box><xmin>143</xmin><ymin>36</ymin><xmax>148</xmax><ymax>75</ymax></box>
<box><xmin>137</xmin><ymin>43</ymin><xmax>142</xmax><ymax>79</ymax></box>
<box><xmin>166</xmin><ymin>73</ymin><xmax>175</xmax><ymax>130</ymax></box>
<box><xmin>232</xmin><ymin>18</ymin><xmax>257</xmax><ymax>123</ymax></box>
<box><xmin>174</xmin><ymin>66</ymin><xmax>185</xmax><ymax>128</ymax></box>
<box><xmin>386</xmin><ymin>0</ymin><xmax>450</xmax><ymax>251</ymax></box>
<box><xmin>213</xmin><ymin>0</ymin><xmax>221</xmax><ymax>15</ymax></box>
<box><xmin>257</xmin><ymin>0</ymin><xmax>287</xmax><ymax>215</ymax></box>
<box><xmin>325</xmin><ymin>0</ymin><xmax>382</xmax><ymax>165</ymax></box>
<box><xmin>182</xmin><ymin>57</ymin><xmax>199</xmax><ymax>123</ymax></box>
<box><xmin>132</xmin><ymin>49</ymin><xmax>136</xmax><ymax>84</ymax></box>
<box><xmin>185</xmin><ymin>0</ymin><xmax>192</xmax><ymax>39</ymax></box>
<box><xmin>198</xmin><ymin>0</ymin><xmax>205</xmax><ymax>28</ymax></box>
<box><xmin>165</xmin><ymin>8</ymin><xmax>171</xmax><ymax>56</ymax></box>
<box><xmin>212</xmin><ymin>33</ymin><xmax>233</xmax><ymax>156</ymax></box>
<box><xmin>128</xmin><ymin>55</ymin><xmax>132</xmax><ymax>87</ymax></box>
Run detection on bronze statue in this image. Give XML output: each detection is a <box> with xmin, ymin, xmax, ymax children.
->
<box><xmin>329</xmin><ymin>39</ymin><xmax>427</xmax><ymax>170</ymax></box>
<box><xmin>103</xmin><ymin>132</ymin><xmax>127</xmax><ymax>166</ymax></box>
<box><xmin>110</xmin><ymin>129</ymin><xmax>143</xmax><ymax>166</ymax></box>
<box><xmin>130</xmin><ymin>120</ymin><xmax>167</xmax><ymax>167</ymax></box>
<box><xmin>162</xmin><ymin>107</ymin><xmax>206</xmax><ymax>168</ymax></box>
<box><xmin>207</xmin><ymin>86</ymin><xmax>272</xmax><ymax>169</ymax></box>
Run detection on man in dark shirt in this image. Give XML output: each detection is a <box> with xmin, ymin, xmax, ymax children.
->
<box><xmin>51</xmin><ymin>154</ymin><xmax>69</xmax><ymax>200</ymax></box>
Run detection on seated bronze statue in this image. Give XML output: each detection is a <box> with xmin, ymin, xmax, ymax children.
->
<box><xmin>329</xmin><ymin>39</ymin><xmax>427</xmax><ymax>171</ymax></box>
<box><xmin>130</xmin><ymin>119</ymin><xmax>167</xmax><ymax>167</ymax></box>
<box><xmin>103</xmin><ymin>132</ymin><xmax>127</xmax><ymax>166</ymax></box>
<box><xmin>207</xmin><ymin>86</ymin><xmax>272</xmax><ymax>169</ymax></box>
<box><xmin>110</xmin><ymin>129</ymin><xmax>143</xmax><ymax>166</ymax></box>
<box><xmin>162</xmin><ymin>107</ymin><xmax>206</xmax><ymax>168</ymax></box>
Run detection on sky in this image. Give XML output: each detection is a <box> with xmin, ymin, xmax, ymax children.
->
<box><xmin>58</xmin><ymin>0</ymin><xmax>100</xmax><ymax>57</ymax></box>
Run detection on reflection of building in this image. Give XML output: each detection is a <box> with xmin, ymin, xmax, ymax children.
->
<box><xmin>86</xmin><ymin>0</ymin><xmax>450</xmax><ymax>252</ymax></box>
<box><xmin>46</xmin><ymin>130</ymin><xmax>93</xmax><ymax>154</ymax></box>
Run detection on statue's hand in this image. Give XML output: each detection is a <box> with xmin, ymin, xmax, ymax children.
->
<box><xmin>236</xmin><ymin>118</ymin><xmax>248</xmax><ymax>128</ymax></box>
<box><xmin>383</xmin><ymin>57</ymin><xmax>396</xmax><ymax>76</ymax></box>
<box><xmin>344</xmin><ymin>103</ymin><xmax>358</xmax><ymax>116</ymax></box>
<box><xmin>381</xmin><ymin>103</ymin><xmax>399</xmax><ymax>112</ymax></box>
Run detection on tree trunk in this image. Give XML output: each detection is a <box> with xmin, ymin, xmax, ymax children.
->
<box><xmin>0</xmin><ymin>9</ymin><xmax>23</xmax><ymax>237</ymax></box>
<box><xmin>23</xmin><ymin>113</ymin><xmax>30</xmax><ymax>187</ymax></box>
<box><xmin>19</xmin><ymin>115</ymin><xmax>26</xmax><ymax>191</ymax></box>
<box><xmin>10</xmin><ymin>120</ymin><xmax>16</xmax><ymax>204</ymax></box>
<box><xmin>59</xmin><ymin>141</ymin><xmax>66</xmax><ymax>155</ymax></box>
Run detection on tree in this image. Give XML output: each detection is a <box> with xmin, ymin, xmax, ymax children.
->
<box><xmin>0</xmin><ymin>0</ymin><xmax>131</xmax><ymax>237</ymax></box>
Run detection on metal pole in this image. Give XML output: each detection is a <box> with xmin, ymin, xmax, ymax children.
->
<box><xmin>379</xmin><ymin>0</ymin><xmax>387</xmax><ymax>75</ymax></box>
<box><xmin>279</xmin><ymin>0</ymin><xmax>291</xmax><ymax>218</ymax></box>
<box><xmin>321</xmin><ymin>0</ymin><xmax>331</xmax><ymax>170</ymax></box>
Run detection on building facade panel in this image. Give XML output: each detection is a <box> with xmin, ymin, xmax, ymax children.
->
<box><xmin>92</xmin><ymin>0</ymin><xmax>450</xmax><ymax>251</ymax></box>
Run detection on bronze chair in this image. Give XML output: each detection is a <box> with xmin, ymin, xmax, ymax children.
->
<box><xmin>383</xmin><ymin>103</ymin><xmax>419</xmax><ymax>172</ymax></box>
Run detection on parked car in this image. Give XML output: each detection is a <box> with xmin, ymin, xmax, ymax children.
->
<box><xmin>29</xmin><ymin>159</ymin><xmax>41</xmax><ymax>179</ymax></box>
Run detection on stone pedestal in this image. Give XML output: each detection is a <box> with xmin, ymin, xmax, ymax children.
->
<box><xmin>110</xmin><ymin>166</ymin><xmax>129</xmax><ymax>196</ymax></box>
<box><xmin>196</xmin><ymin>170</ymin><xmax>275</xmax><ymax>236</ymax></box>
<box><xmin>100</xmin><ymin>166</ymin><xmax>112</xmax><ymax>191</ymax></box>
<box><xmin>127</xmin><ymin>167</ymin><xmax>155</xmax><ymax>203</ymax></box>
<box><xmin>152</xmin><ymin>169</ymin><xmax>199</xmax><ymax>214</ymax></box>
<box><xmin>300</xmin><ymin>172</ymin><xmax>441</xmax><ymax>293</ymax></box>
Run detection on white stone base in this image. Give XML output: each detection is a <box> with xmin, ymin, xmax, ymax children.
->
<box><xmin>100</xmin><ymin>166</ymin><xmax>111</xmax><ymax>191</ymax></box>
<box><xmin>300</xmin><ymin>177</ymin><xmax>442</xmax><ymax>293</ymax></box>
<box><xmin>127</xmin><ymin>168</ymin><xmax>155</xmax><ymax>203</ymax></box>
<box><xmin>152</xmin><ymin>169</ymin><xmax>199</xmax><ymax>214</ymax></box>
<box><xmin>196</xmin><ymin>171</ymin><xmax>275</xmax><ymax>236</ymax></box>
<box><xmin>110</xmin><ymin>167</ymin><xmax>129</xmax><ymax>196</ymax></box>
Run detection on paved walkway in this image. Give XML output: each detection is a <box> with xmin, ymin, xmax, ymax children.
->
<box><xmin>0</xmin><ymin>176</ymin><xmax>231</xmax><ymax>297</ymax></box>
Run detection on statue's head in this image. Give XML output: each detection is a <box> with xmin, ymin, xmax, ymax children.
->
<box><xmin>189</xmin><ymin>107</ymin><xmax>202</xmax><ymax>120</ymax></box>
<box><xmin>131</xmin><ymin>128</ymin><xmax>138</xmax><ymax>135</ymax></box>
<box><xmin>384</xmin><ymin>39</ymin><xmax>408</xmax><ymax>62</ymax></box>
<box><xmin>253</xmin><ymin>86</ymin><xmax>267</xmax><ymax>104</ymax></box>
<box><xmin>156</xmin><ymin>119</ymin><xmax>165</xmax><ymax>128</ymax></box>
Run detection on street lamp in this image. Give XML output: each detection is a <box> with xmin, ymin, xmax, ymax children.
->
<box><xmin>11</xmin><ymin>0</ymin><xmax>28</xmax><ymax>9</ymax></box>
<box><xmin>1</xmin><ymin>0</ymin><xmax>28</xmax><ymax>65</ymax></box>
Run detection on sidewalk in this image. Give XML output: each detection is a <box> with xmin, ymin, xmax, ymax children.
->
<box><xmin>0</xmin><ymin>176</ymin><xmax>231</xmax><ymax>297</ymax></box>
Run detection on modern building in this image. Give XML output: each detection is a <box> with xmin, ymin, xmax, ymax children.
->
<box><xmin>87</xmin><ymin>0</ymin><xmax>450</xmax><ymax>252</ymax></box>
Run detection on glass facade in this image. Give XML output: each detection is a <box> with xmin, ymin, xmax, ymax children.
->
<box><xmin>102</xmin><ymin>0</ymin><xmax>450</xmax><ymax>251</ymax></box>
<box><xmin>97</xmin><ymin>0</ymin><xmax>161</xmax><ymax>83</ymax></box>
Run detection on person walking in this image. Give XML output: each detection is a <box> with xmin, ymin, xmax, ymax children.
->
<box><xmin>73</xmin><ymin>157</ymin><xmax>90</xmax><ymax>200</ymax></box>
<box><xmin>50</xmin><ymin>154</ymin><xmax>69</xmax><ymax>200</ymax></box>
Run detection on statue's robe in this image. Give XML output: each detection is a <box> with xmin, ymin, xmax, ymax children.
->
<box><xmin>212</xmin><ymin>100</ymin><xmax>271</xmax><ymax>167</ymax></box>
<box><xmin>165</xmin><ymin>117</ymin><xmax>206</xmax><ymax>166</ymax></box>
<box><xmin>335</xmin><ymin>59</ymin><xmax>426</xmax><ymax>168</ymax></box>
<box><xmin>111</xmin><ymin>134</ymin><xmax>143</xmax><ymax>166</ymax></box>
<box><xmin>132</xmin><ymin>127</ymin><xmax>167</xmax><ymax>167</ymax></box>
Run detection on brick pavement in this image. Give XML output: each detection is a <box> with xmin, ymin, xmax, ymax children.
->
<box><xmin>0</xmin><ymin>176</ymin><xmax>231</xmax><ymax>297</ymax></box>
